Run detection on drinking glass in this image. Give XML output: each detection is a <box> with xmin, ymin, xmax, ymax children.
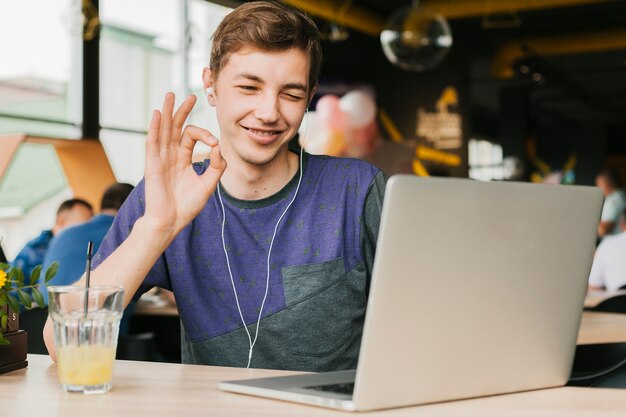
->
<box><xmin>47</xmin><ymin>285</ymin><xmax>124</xmax><ymax>394</ymax></box>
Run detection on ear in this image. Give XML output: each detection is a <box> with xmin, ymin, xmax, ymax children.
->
<box><xmin>202</xmin><ymin>67</ymin><xmax>216</xmax><ymax>107</ymax></box>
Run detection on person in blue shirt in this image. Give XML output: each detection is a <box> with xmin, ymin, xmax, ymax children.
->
<box><xmin>42</xmin><ymin>183</ymin><xmax>135</xmax><ymax>335</ymax></box>
<box><xmin>12</xmin><ymin>198</ymin><xmax>93</xmax><ymax>282</ymax></box>
<box><xmin>42</xmin><ymin>183</ymin><xmax>134</xmax><ymax>301</ymax></box>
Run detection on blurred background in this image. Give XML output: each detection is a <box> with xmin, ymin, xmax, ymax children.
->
<box><xmin>2</xmin><ymin>0</ymin><xmax>626</xmax><ymax>256</ymax></box>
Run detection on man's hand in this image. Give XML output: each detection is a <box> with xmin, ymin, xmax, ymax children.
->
<box><xmin>144</xmin><ymin>92</ymin><xmax>227</xmax><ymax>238</ymax></box>
<box><xmin>43</xmin><ymin>93</ymin><xmax>227</xmax><ymax>362</ymax></box>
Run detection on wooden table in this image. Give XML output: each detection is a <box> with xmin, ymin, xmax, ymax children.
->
<box><xmin>577</xmin><ymin>311</ymin><xmax>626</xmax><ymax>345</ymax></box>
<box><xmin>133</xmin><ymin>297</ymin><xmax>179</xmax><ymax>317</ymax></box>
<box><xmin>2</xmin><ymin>355</ymin><xmax>626</xmax><ymax>417</ymax></box>
<box><xmin>5</xmin><ymin>312</ymin><xmax>623</xmax><ymax>416</ymax></box>
<box><xmin>584</xmin><ymin>290</ymin><xmax>626</xmax><ymax>308</ymax></box>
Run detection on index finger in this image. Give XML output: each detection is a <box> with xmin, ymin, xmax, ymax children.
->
<box><xmin>172</xmin><ymin>94</ymin><xmax>197</xmax><ymax>137</ymax></box>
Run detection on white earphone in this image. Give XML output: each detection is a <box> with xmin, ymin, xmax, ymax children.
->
<box><xmin>217</xmin><ymin>107</ymin><xmax>310</xmax><ymax>368</ymax></box>
<box><xmin>205</xmin><ymin>87</ymin><xmax>214</xmax><ymax>99</ymax></box>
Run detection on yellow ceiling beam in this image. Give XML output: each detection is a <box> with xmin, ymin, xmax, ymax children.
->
<box><xmin>492</xmin><ymin>28</ymin><xmax>626</xmax><ymax>78</ymax></box>
<box><xmin>280</xmin><ymin>0</ymin><xmax>384</xmax><ymax>36</ymax></box>
<box><xmin>421</xmin><ymin>0</ymin><xmax>612</xmax><ymax>20</ymax></box>
<box><xmin>281</xmin><ymin>0</ymin><xmax>613</xmax><ymax>36</ymax></box>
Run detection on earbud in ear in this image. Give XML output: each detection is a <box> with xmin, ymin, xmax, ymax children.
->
<box><xmin>205</xmin><ymin>87</ymin><xmax>214</xmax><ymax>98</ymax></box>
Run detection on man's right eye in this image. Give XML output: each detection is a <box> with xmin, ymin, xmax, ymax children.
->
<box><xmin>237</xmin><ymin>85</ymin><xmax>257</xmax><ymax>92</ymax></box>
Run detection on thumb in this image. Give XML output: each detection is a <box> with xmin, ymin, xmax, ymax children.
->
<box><xmin>200</xmin><ymin>143</ymin><xmax>227</xmax><ymax>191</ymax></box>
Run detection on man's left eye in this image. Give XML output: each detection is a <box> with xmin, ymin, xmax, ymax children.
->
<box><xmin>284</xmin><ymin>93</ymin><xmax>304</xmax><ymax>101</ymax></box>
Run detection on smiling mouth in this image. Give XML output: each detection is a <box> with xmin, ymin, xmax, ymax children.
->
<box><xmin>243</xmin><ymin>126</ymin><xmax>283</xmax><ymax>137</ymax></box>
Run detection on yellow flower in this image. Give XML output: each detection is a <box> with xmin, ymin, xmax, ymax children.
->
<box><xmin>0</xmin><ymin>269</ymin><xmax>7</xmax><ymax>288</ymax></box>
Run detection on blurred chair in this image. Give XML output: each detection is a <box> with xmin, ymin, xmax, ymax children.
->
<box><xmin>19</xmin><ymin>307</ymin><xmax>49</xmax><ymax>354</ymax></box>
<box><xmin>591</xmin><ymin>367</ymin><xmax>626</xmax><ymax>388</ymax></box>
<box><xmin>570</xmin><ymin>294</ymin><xmax>626</xmax><ymax>387</ymax></box>
<box><xmin>116</xmin><ymin>332</ymin><xmax>159</xmax><ymax>362</ymax></box>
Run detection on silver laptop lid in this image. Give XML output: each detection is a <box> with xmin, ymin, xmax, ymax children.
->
<box><xmin>353</xmin><ymin>175</ymin><xmax>603</xmax><ymax>410</ymax></box>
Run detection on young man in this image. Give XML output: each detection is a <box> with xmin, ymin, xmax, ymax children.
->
<box><xmin>44</xmin><ymin>1</ymin><xmax>386</xmax><ymax>372</ymax></box>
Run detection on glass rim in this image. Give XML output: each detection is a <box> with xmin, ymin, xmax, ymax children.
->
<box><xmin>47</xmin><ymin>285</ymin><xmax>124</xmax><ymax>294</ymax></box>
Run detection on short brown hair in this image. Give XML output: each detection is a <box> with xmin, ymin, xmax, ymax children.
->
<box><xmin>100</xmin><ymin>183</ymin><xmax>134</xmax><ymax>211</ymax></box>
<box><xmin>210</xmin><ymin>1</ymin><xmax>322</xmax><ymax>97</ymax></box>
<box><xmin>597</xmin><ymin>169</ymin><xmax>620</xmax><ymax>188</ymax></box>
<box><xmin>56</xmin><ymin>199</ymin><xmax>93</xmax><ymax>216</ymax></box>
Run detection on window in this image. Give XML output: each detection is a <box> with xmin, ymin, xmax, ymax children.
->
<box><xmin>0</xmin><ymin>0</ymin><xmax>82</xmax><ymax>137</ymax></box>
<box><xmin>468</xmin><ymin>138</ymin><xmax>504</xmax><ymax>181</ymax></box>
<box><xmin>99</xmin><ymin>0</ymin><xmax>232</xmax><ymax>183</ymax></box>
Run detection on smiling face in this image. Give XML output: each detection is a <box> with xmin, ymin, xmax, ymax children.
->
<box><xmin>206</xmin><ymin>46</ymin><xmax>312</xmax><ymax>170</ymax></box>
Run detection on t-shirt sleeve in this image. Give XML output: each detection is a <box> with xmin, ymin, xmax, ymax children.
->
<box><xmin>601</xmin><ymin>194</ymin><xmax>620</xmax><ymax>222</ymax></box>
<box><xmin>91</xmin><ymin>179</ymin><xmax>172</xmax><ymax>296</ymax></box>
<box><xmin>360</xmin><ymin>170</ymin><xmax>387</xmax><ymax>284</ymax></box>
<box><xmin>588</xmin><ymin>242</ymin><xmax>607</xmax><ymax>288</ymax></box>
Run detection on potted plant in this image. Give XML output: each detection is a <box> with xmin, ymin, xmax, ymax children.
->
<box><xmin>0</xmin><ymin>261</ymin><xmax>58</xmax><ymax>374</ymax></box>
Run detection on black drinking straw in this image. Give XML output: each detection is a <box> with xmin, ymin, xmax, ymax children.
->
<box><xmin>84</xmin><ymin>241</ymin><xmax>94</xmax><ymax>317</ymax></box>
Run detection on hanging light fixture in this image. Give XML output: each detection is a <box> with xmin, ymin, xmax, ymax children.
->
<box><xmin>380</xmin><ymin>0</ymin><xmax>453</xmax><ymax>72</ymax></box>
<box><xmin>320</xmin><ymin>0</ymin><xmax>353</xmax><ymax>42</ymax></box>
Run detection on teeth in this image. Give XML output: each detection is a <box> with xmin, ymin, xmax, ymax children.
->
<box><xmin>249</xmin><ymin>128</ymin><xmax>277</xmax><ymax>137</ymax></box>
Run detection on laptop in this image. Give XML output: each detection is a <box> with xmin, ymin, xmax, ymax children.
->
<box><xmin>219</xmin><ymin>175</ymin><xmax>603</xmax><ymax>411</ymax></box>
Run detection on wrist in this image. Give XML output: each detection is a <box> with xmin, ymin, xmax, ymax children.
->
<box><xmin>133</xmin><ymin>217</ymin><xmax>179</xmax><ymax>247</ymax></box>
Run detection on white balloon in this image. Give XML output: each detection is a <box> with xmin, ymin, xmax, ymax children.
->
<box><xmin>299</xmin><ymin>111</ymin><xmax>324</xmax><ymax>148</ymax></box>
<box><xmin>339</xmin><ymin>91</ymin><xmax>377</xmax><ymax>128</ymax></box>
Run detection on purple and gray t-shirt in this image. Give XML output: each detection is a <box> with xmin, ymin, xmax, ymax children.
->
<box><xmin>93</xmin><ymin>152</ymin><xmax>386</xmax><ymax>371</ymax></box>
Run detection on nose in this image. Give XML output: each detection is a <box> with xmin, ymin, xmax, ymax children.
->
<box><xmin>254</xmin><ymin>92</ymin><xmax>280</xmax><ymax>124</ymax></box>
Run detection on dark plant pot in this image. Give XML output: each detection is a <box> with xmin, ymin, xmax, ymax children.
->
<box><xmin>0</xmin><ymin>307</ymin><xmax>28</xmax><ymax>374</ymax></box>
<box><xmin>0</xmin><ymin>330</ymin><xmax>28</xmax><ymax>374</ymax></box>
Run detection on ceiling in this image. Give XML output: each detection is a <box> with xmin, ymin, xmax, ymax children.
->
<box><xmin>279</xmin><ymin>0</ymin><xmax>626</xmax><ymax>130</ymax></box>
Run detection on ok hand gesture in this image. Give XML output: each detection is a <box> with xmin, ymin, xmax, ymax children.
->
<box><xmin>143</xmin><ymin>92</ymin><xmax>227</xmax><ymax>239</ymax></box>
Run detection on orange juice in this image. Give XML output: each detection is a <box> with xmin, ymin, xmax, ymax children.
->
<box><xmin>57</xmin><ymin>345</ymin><xmax>116</xmax><ymax>386</ymax></box>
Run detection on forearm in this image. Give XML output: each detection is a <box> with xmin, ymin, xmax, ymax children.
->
<box><xmin>598</xmin><ymin>221</ymin><xmax>614</xmax><ymax>237</ymax></box>
<box><xmin>44</xmin><ymin>216</ymin><xmax>178</xmax><ymax>361</ymax></box>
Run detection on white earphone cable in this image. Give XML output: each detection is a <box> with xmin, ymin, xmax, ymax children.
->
<box><xmin>217</xmin><ymin>109</ymin><xmax>309</xmax><ymax>368</ymax></box>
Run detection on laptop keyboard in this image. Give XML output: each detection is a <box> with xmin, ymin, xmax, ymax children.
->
<box><xmin>304</xmin><ymin>382</ymin><xmax>355</xmax><ymax>395</ymax></box>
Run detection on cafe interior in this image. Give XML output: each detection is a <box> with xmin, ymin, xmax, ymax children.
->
<box><xmin>2</xmin><ymin>0</ymin><xmax>626</xmax><ymax>415</ymax></box>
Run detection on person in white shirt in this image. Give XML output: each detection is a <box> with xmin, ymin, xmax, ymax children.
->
<box><xmin>589</xmin><ymin>208</ymin><xmax>626</xmax><ymax>291</ymax></box>
<box><xmin>596</xmin><ymin>169</ymin><xmax>626</xmax><ymax>239</ymax></box>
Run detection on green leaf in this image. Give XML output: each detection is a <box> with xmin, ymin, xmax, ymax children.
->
<box><xmin>17</xmin><ymin>289</ymin><xmax>32</xmax><ymax>309</ymax></box>
<box><xmin>45</xmin><ymin>262</ymin><xmax>59</xmax><ymax>283</ymax></box>
<box><xmin>1</xmin><ymin>314</ymin><xmax>7</xmax><ymax>331</ymax></box>
<box><xmin>15</xmin><ymin>267</ymin><xmax>25</xmax><ymax>286</ymax></box>
<box><xmin>32</xmin><ymin>287</ymin><xmax>45</xmax><ymax>308</ymax></box>
<box><xmin>0</xmin><ymin>333</ymin><xmax>9</xmax><ymax>345</ymax></box>
<box><xmin>8</xmin><ymin>267</ymin><xmax>18</xmax><ymax>283</ymax></box>
<box><xmin>30</xmin><ymin>265</ymin><xmax>42</xmax><ymax>286</ymax></box>
<box><xmin>0</xmin><ymin>262</ymin><xmax>9</xmax><ymax>271</ymax></box>
<box><xmin>6</xmin><ymin>294</ymin><xmax>19</xmax><ymax>313</ymax></box>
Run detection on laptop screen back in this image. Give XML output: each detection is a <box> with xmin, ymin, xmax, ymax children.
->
<box><xmin>353</xmin><ymin>176</ymin><xmax>603</xmax><ymax>410</ymax></box>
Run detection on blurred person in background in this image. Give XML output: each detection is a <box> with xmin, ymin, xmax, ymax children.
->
<box><xmin>41</xmin><ymin>183</ymin><xmax>135</xmax><ymax>334</ymax></box>
<box><xmin>11</xmin><ymin>198</ymin><xmax>93</xmax><ymax>281</ymax></box>
<box><xmin>596</xmin><ymin>169</ymin><xmax>626</xmax><ymax>240</ymax></box>
<box><xmin>588</xmin><ymin>207</ymin><xmax>626</xmax><ymax>292</ymax></box>
<box><xmin>42</xmin><ymin>183</ymin><xmax>134</xmax><ymax>300</ymax></box>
